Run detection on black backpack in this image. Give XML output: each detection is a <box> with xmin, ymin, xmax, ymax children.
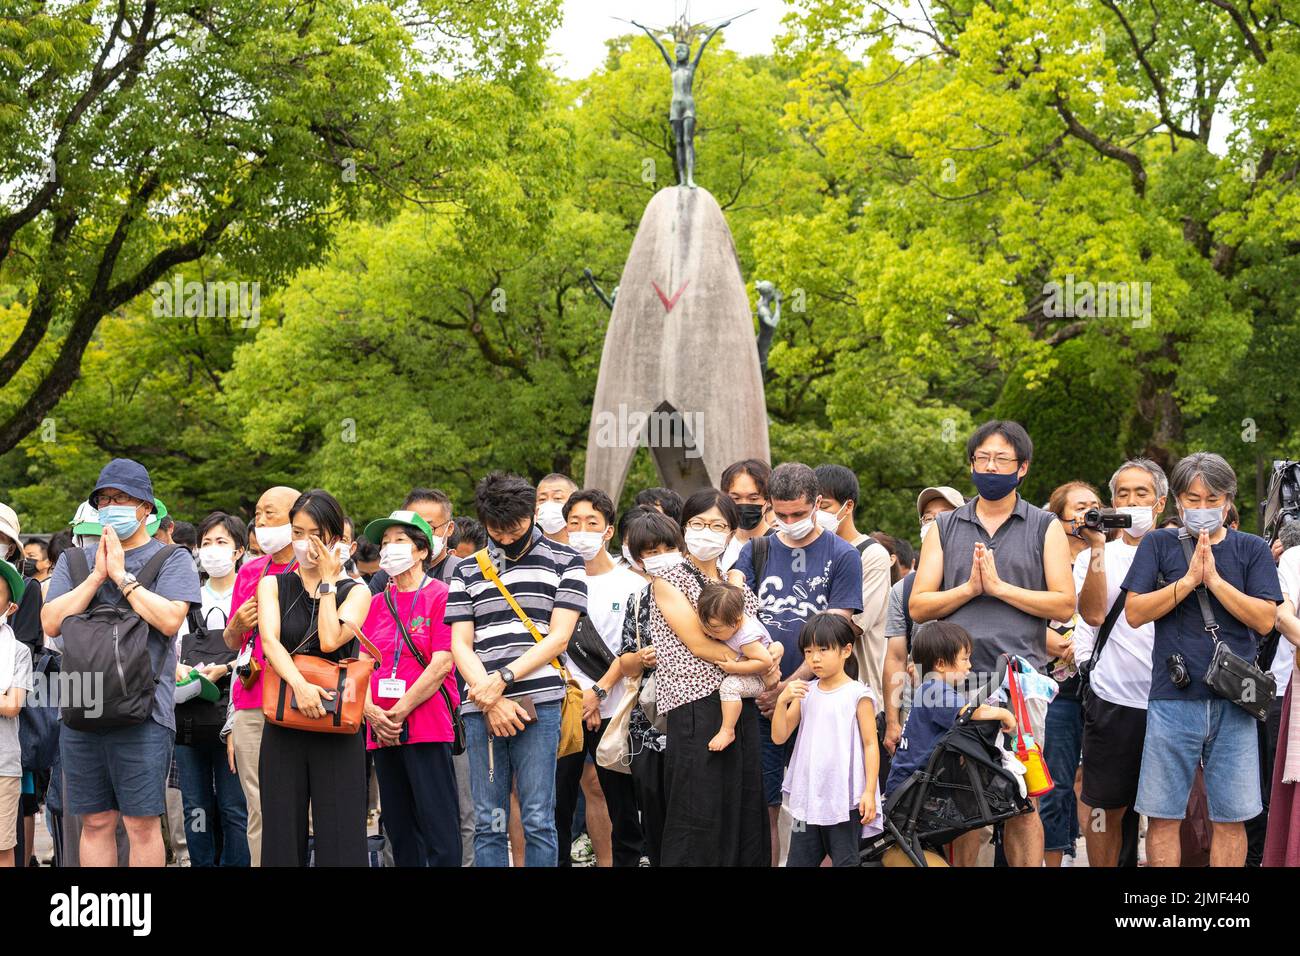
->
<box><xmin>60</xmin><ymin>544</ymin><xmax>182</xmax><ymax>732</ymax></box>
<box><xmin>19</xmin><ymin>646</ymin><xmax>61</xmax><ymax>770</ymax></box>
<box><xmin>175</xmin><ymin>604</ymin><xmax>235</xmax><ymax>747</ymax></box>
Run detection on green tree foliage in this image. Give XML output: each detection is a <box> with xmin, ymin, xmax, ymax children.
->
<box><xmin>0</xmin><ymin>0</ymin><xmax>561</xmax><ymax>453</ymax></box>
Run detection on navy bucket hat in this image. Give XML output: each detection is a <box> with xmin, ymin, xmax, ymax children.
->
<box><xmin>89</xmin><ymin>458</ymin><xmax>156</xmax><ymax>512</ymax></box>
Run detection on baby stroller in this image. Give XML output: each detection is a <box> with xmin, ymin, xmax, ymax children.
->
<box><xmin>861</xmin><ymin>661</ymin><xmax>1033</xmax><ymax>867</ymax></box>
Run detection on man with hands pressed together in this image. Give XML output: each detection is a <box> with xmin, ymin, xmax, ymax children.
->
<box><xmin>1122</xmin><ymin>452</ymin><xmax>1281</xmax><ymax>867</ymax></box>
<box><xmin>41</xmin><ymin>459</ymin><xmax>200</xmax><ymax>867</ymax></box>
<box><xmin>447</xmin><ymin>472</ymin><xmax>586</xmax><ymax>867</ymax></box>
<box><xmin>909</xmin><ymin>421</ymin><xmax>1075</xmax><ymax>867</ymax></box>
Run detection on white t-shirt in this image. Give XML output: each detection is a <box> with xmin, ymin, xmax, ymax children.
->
<box><xmin>719</xmin><ymin>536</ymin><xmax>744</xmax><ymax>574</ymax></box>
<box><xmin>1272</xmin><ymin>547</ymin><xmax>1300</xmax><ymax>692</ymax></box>
<box><xmin>570</xmin><ymin>563</ymin><xmax>644</xmax><ymax>719</ymax></box>
<box><xmin>724</xmin><ymin>614</ymin><xmax>771</xmax><ymax>657</ymax></box>
<box><xmin>1072</xmin><ymin>539</ymin><xmax>1155</xmax><ymax>710</ymax></box>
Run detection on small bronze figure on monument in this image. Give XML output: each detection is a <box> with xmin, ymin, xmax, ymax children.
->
<box><xmin>627</xmin><ymin>10</ymin><xmax>752</xmax><ymax>188</ymax></box>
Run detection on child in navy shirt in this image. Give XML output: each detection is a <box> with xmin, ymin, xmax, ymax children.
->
<box><xmin>885</xmin><ymin>621</ymin><xmax>1015</xmax><ymax>796</ymax></box>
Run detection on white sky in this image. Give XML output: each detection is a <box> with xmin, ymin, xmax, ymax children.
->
<box><xmin>546</xmin><ymin>0</ymin><xmax>790</xmax><ymax>79</ymax></box>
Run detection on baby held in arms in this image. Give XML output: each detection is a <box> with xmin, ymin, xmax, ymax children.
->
<box><xmin>697</xmin><ymin>582</ymin><xmax>782</xmax><ymax>752</ymax></box>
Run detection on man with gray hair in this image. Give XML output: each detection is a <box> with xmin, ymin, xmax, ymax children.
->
<box><xmin>1123</xmin><ymin>451</ymin><xmax>1282</xmax><ymax>867</ymax></box>
<box><xmin>1072</xmin><ymin>458</ymin><xmax>1168</xmax><ymax>867</ymax></box>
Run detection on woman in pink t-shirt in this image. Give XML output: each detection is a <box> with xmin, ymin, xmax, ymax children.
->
<box><xmin>361</xmin><ymin>510</ymin><xmax>462</xmax><ymax>867</ymax></box>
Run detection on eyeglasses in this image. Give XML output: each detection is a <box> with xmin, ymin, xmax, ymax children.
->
<box><xmin>94</xmin><ymin>493</ymin><xmax>140</xmax><ymax>507</ymax></box>
<box><xmin>685</xmin><ymin>519</ymin><xmax>730</xmax><ymax>534</ymax></box>
<box><xmin>972</xmin><ymin>454</ymin><xmax>1018</xmax><ymax>468</ymax></box>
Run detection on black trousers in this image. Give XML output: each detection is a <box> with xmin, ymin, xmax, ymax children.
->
<box><xmin>259</xmin><ymin>722</ymin><xmax>367</xmax><ymax>867</ymax></box>
<box><xmin>662</xmin><ymin>693</ymin><xmax>769</xmax><ymax>867</ymax></box>
<box><xmin>788</xmin><ymin>810</ymin><xmax>863</xmax><ymax>867</ymax></box>
<box><xmin>371</xmin><ymin>741</ymin><xmax>461</xmax><ymax>867</ymax></box>
<box><xmin>630</xmin><ymin>745</ymin><xmax>667</xmax><ymax>867</ymax></box>
<box><xmin>555</xmin><ymin>717</ymin><xmax>642</xmax><ymax>867</ymax></box>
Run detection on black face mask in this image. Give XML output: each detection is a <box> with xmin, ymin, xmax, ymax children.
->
<box><xmin>490</xmin><ymin>520</ymin><xmax>535</xmax><ymax>561</ymax></box>
<box><xmin>17</xmin><ymin>557</ymin><xmax>38</xmax><ymax>578</ymax></box>
<box><xmin>735</xmin><ymin>504</ymin><xmax>765</xmax><ymax>532</ymax></box>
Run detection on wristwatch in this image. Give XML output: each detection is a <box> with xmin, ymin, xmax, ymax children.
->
<box><xmin>498</xmin><ymin>667</ymin><xmax>516</xmax><ymax>688</ymax></box>
<box><xmin>120</xmin><ymin>572</ymin><xmax>139</xmax><ymax>595</ymax></box>
<box><xmin>317</xmin><ymin>581</ymin><xmax>334</xmax><ymax>596</ymax></box>
<box><xmin>593</xmin><ymin>685</ymin><xmax>608</xmax><ymax>702</ymax></box>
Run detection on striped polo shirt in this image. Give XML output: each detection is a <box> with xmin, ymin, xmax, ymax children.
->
<box><xmin>444</xmin><ymin>528</ymin><xmax>587</xmax><ymax>713</ymax></box>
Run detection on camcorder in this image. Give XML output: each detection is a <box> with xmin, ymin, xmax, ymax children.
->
<box><xmin>1080</xmin><ymin>507</ymin><xmax>1132</xmax><ymax>531</ymax></box>
<box><xmin>1264</xmin><ymin>460</ymin><xmax>1300</xmax><ymax>543</ymax></box>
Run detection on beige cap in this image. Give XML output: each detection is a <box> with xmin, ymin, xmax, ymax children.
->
<box><xmin>917</xmin><ymin>486</ymin><xmax>965</xmax><ymax>520</ymax></box>
<box><xmin>0</xmin><ymin>503</ymin><xmax>20</xmax><ymax>556</ymax></box>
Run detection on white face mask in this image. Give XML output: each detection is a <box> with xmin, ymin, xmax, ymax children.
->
<box><xmin>536</xmin><ymin>501</ymin><xmax>566</xmax><ymax>535</ymax></box>
<box><xmin>1116</xmin><ymin>506</ymin><xmax>1155</xmax><ymax>538</ymax></box>
<box><xmin>622</xmin><ymin>544</ymin><xmax>636</xmax><ymax>567</ymax></box>
<box><xmin>642</xmin><ymin>551</ymin><xmax>684</xmax><ymax>577</ymax></box>
<box><xmin>198</xmin><ymin>546</ymin><xmax>236</xmax><ymax>578</ymax></box>
<box><xmin>567</xmin><ymin>531</ymin><xmax>606</xmax><ymax>562</ymax></box>
<box><xmin>428</xmin><ymin>530</ymin><xmax>445</xmax><ymax>561</ymax></box>
<box><xmin>292</xmin><ymin>538</ymin><xmax>318</xmax><ymax>569</ymax></box>
<box><xmin>684</xmin><ymin>527</ymin><xmax>728</xmax><ymax>561</ymax></box>
<box><xmin>815</xmin><ymin>504</ymin><xmax>846</xmax><ymax>534</ymax></box>
<box><xmin>333</xmin><ymin>541</ymin><xmax>351</xmax><ymax>567</ymax></box>
<box><xmin>379</xmin><ymin>541</ymin><xmax>417</xmax><ymax>577</ymax></box>
<box><xmin>256</xmin><ymin>522</ymin><xmax>293</xmax><ymax>557</ymax></box>
<box><xmin>920</xmin><ymin>520</ymin><xmax>936</xmax><ymax>542</ymax></box>
<box><xmin>775</xmin><ymin>512</ymin><xmax>816</xmax><ymax>540</ymax></box>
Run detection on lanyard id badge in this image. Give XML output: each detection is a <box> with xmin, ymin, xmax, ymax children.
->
<box><xmin>380</xmin><ymin>575</ymin><xmax>430</xmax><ymax>697</ymax></box>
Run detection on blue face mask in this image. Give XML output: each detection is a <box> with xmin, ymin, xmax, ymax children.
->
<box><xmin>1182</xmin><ymin>506</ymin><xmax>1225</xmax><ymax>535</ymax></box>
<box><xmin>970</xmin><ymin>469</ymin><xmax>1021</xmax><ymax>502</ymax></box>
<box><xmin>98</xmin><ymin>505</ymin><xmax>143</xmax><ymax>539</ymax></box>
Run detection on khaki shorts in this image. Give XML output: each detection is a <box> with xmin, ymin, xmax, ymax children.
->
<box><xmin>0</xmin><ymin>775</ymin><xmax>20</xmax><ymax>851</ymax></box>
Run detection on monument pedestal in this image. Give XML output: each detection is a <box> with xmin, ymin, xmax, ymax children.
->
<box><xmin>585</xmin><ymin>186</ymin><xmax>770</xmax><ymax>501</ymax></box>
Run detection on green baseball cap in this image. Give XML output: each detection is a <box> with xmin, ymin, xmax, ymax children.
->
<box><xmin>69</xmin><ymin>502</ymin><xmax>102</xmax><ymax>537</ymax></box>
<box><xmin>174</xmin><ymin>669</ymin><xmax>220</xmax><ymax>704</ymax></box>
<box><xmin>146</xmin><ymin>498</ymin><xmax>169</xmax><ymax>537</ymax></box>
<box><xmin>0</xmin><ymin>557</ymin><xmax>25</xmax><ymax>607</ymax></box>
<box><xmin>363</xmin><ymin>510</ymin><xmax>436</xmax><ymax>548</ymax></box>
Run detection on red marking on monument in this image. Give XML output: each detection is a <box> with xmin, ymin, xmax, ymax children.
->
<box><xmin>651</xmin><ymin>279</ymin><xmax>689</xmax><ymax>313</ymax></box>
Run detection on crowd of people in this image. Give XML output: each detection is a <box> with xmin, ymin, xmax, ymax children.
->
<box><xmin>1</xmin><ymin>416</ymin><xmax>1298</xmax><ymax>868</ymax></box>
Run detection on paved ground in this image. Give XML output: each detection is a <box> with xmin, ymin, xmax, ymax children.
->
<box><xmin>28</xmin><ymin>805</ymin><xmax>1147</xmax><ymax>867</ymax></box>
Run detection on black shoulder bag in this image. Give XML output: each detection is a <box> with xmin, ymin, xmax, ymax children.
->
<box><xmin>1177</xmin><ymin>532</ymin><xmax>1276</xmax><ymax>721</ymax></box>
<box><xmin>566</xmin><ymin>615</ymin><xmax>617</xmax><ymax>683</ymax></box>
<box><xmin>382</xmin><ymin>588</ymin><xmax>465</xmax><ymax>754</ymax></box>
<box><xmin>1077</xmin><ymin>587</ymin><xmax>1126</xmax><ymax>706</ymax></box>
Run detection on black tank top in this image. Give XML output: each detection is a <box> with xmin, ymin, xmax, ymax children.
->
<box><xmin>276</xmin><ymin>572</ymin><xmax>360</xmax><ymax>662</ymax></box>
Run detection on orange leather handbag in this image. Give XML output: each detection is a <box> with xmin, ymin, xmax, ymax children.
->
<box><xmin>262</xmin><ymin>622</ymin><xmax>382</xmax><ymax>735</ymax></box>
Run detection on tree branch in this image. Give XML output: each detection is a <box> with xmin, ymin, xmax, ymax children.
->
<box><xmin>1052</xmin><ymin>92</ymin><xmax>1147</xmax><ymax>197</ymax></box>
